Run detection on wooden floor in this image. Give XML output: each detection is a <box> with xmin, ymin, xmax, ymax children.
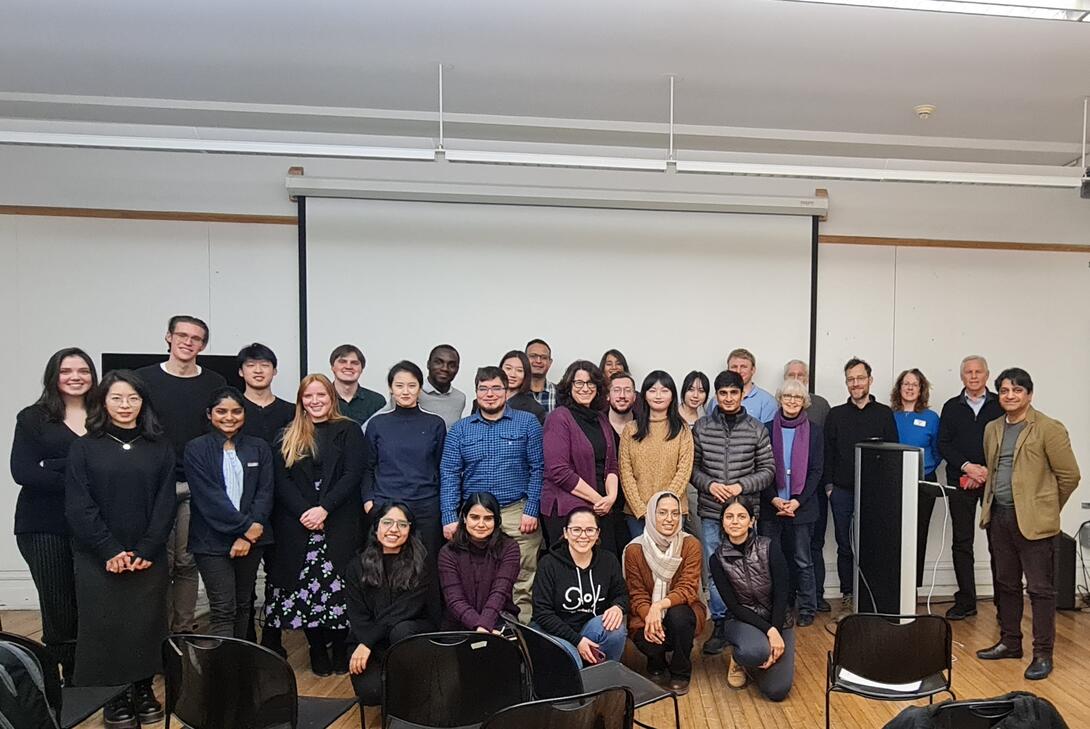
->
<box><xmin>4</xmin><ymin>599</ymin><xmax>1088</xmax><ymax>728</ymax></box>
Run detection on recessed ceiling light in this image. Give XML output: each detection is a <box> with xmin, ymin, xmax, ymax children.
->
<box><xmin>915</xmin><ymin>104</ymin><xmax>937</xmax><ymax>119</ymax></box>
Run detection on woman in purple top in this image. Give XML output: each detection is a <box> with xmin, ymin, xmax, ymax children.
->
<box><xmin>540</xmin><ymin>360</ymin><xmax>620</xmax><ymax>548</ymax></box>
<box><xmin>437</xmin><ymin>492</ymin><xmax>520</xmax><ymax>631</ymax></box>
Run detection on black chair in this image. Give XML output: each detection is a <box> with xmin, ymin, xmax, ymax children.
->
<box><xmin>504</xmin><ymin>619</ymin><xmax>679</xmax><ymax>729</ymax></box>
<box><xmin>481</xmin><ymin>687</ymin><xmax>635</xmax><ymax>729</ymax></box>
<box><xmin>381</xmin><ymin>631</ymin><xmax>528</xmax><ymax>729</ymax></box>
<box><xmin>162</xmin><ymin>634</ymin><xmax>357</xmax><ymax>729</ymax></box>
<box><xmin>931</xmin><ymin>699</ymin><xmax>1016</xmax><ymax>728</ymax></box>
<box><xmin>826</xmin><ymin>614</ymin><xmax>955</xmax><ymax>729</ymax></box>
<box><xmin>0</xmin><ymin>630</ymin><xmax>127</xmax><ymax>729</ymax></box>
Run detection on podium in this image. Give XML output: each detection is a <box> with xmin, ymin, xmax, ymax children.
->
<box><xmin>853</xmin><ymin>442</ymin><xmax>923</xmax><ymax>615</ymax></box>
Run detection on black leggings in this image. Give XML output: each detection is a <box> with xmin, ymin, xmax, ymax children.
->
<box><xmin>17</xmin><ymin>534</ymin><xmax>78</xmax><ymax>681</ymax></box>
<box><xmin>350</xmin><ymin>619</ymin><xmax>433</xmax><ymax>705</ymax></box>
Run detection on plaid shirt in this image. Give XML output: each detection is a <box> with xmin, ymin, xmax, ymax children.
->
<box><xmin>440</xmin><ymin>406</ymin><xmax>544</xmax><ymax>524</ymax></box>
<box><xmin>531</xmin><ymin>382</ymin><xmax>557</xmax><ymax>414</ymax></box>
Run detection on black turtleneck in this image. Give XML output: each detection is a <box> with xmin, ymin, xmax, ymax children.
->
<box><xmin>569</xmin><ymin>404</ymin><xmax>606</xmax><ymax>493</ymax></box>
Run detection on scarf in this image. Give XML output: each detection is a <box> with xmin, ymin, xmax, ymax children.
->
<box><xmin>626</xmin><ymin>491</ymin><xmax>688</xmax><ymax>603</ymax></box>
<box><xmin>772</xmin><ymin>409</ymin><xmax>810</xmax><ymax>497</ymax></box>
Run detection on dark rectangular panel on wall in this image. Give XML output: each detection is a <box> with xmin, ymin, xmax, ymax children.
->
<box><xmin>101</xmin><ymin>353</ymin><xmax>244</xmax><ymax>391</ymax></box>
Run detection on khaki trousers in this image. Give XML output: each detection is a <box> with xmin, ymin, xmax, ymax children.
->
<box><xmin>499</xmin><ymin>499</ymin><xmax>542</xmax><ymax>623</ymax></box>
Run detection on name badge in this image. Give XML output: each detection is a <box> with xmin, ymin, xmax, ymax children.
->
<box><xmin>913</xmin><ymin>419</ymin><xmax>927</xmax><ymax>428</ymax></box>
<box><xmin>246</xmin><ymin>462</ymin><xmax>259</xmax><ymax>467</ymax></box>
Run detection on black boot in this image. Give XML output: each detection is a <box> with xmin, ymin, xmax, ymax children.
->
<box><xmin>103</xmin><ymin>686</ymin><xmax>138</xmax><ymax>729</ymax></box>
<box><xmin>260</xmin><ymin>625</ymin><xmax>287</xmax><ymax>659</ymax></box>
<box><xmin>328</xmin><ymin>629</ymin><xmax>349</xmax><ymax>675</ymax></box>
<box><xmin>133</xmin><ymin>677</ymin><xmax>164</xmax><ymax>724</ymax></box>
<box><xmin>305</xmin><ymin>628</ymin><xmax>333</xmax><ymax>677</ymax></box>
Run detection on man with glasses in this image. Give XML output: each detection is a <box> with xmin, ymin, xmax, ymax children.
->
<box><xmin>526</xmin><ymin>338</ymin><xmax>558</xmax><ymax>413</ymax></box>
<box><xmin>820</xmin><ymin>357</ymin><xmax>898</xmax><ymax>616</ymax></box>
<box><xmin>602</xmin><ymin>372</ymin><xmax>636</xmax><ymax>556</ymax></box>
<box><xmin>137</xmin><ymin>315</ymin><xmax>225</xmax><ymax>633</ymax></box>
<box><xmin>691</xmin><ymin>370</ymin><xmax>775</xmax><ymax>655</ymax></box>
<box><xmin>440</xmin><ymin>366</ymin><xmax>545</xmax><ymax>622</ymax></box>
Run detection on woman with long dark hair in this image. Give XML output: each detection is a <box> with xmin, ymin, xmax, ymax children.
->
<box><xmin>437</xmin><ymin>492</ymin><xmax>520</xmax><ymax>631</ymax></box>
<box><xmin>540</xmin><ymin>360</ymin><xmax>620</xmax><ymax>547</ymax></box>
<box><xmin>363</xmin><ymin>361</ymin><xmax>447</xmax><ymax>560</ymax></box>
<box><xmin>619</xmin><ymin>371</ymin><xmax>694</xmax><ymax>538</ymax></box>
<box><xmin>678</xmin><ymin>371</ymin><xmax>709</xmax><ymax>428</ymax></box>
<box><xmin>499</xmin><ymin>350</ymin><xmax>547</xmax><ymax>423</ymax></box>
<box><xmin>264</xmin><ymin>374</ymin><xmax>364</xmax><ymax>677</ymax></box>
<box><xmin>184</xmin><ymin>386</ymin><xmax>274</xmax><ymax>638</ymax></box>
<box><xmin>66</xmin><ymin>370</ymin><xmax>175</xmax><ymax>727</ymax></box>
<box><xmin>600</xmin><ymin>349</ymin><xmax>631</xmax><ymax>383</ymax></box>
<box><xmin>345</xmin><ymin>501</ymin><xmax>439</xmax><ymax>707</ymax></box>
<box><xmin>10</xmin><ymin>347</ymin><xmax>97</xmax><ymax>682</ymax></box>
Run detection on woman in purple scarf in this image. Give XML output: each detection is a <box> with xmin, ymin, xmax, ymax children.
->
<box><xmin>761</xmin><ymin>378</ymin><xmax>824</xmax><ymax>627</ymax></box>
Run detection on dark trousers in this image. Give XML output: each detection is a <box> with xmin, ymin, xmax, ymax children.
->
<box><xmin>17</xmin><ymin>534</ymin><xmax>78</xmax><ymax>681</ymax></box>
<box><xmin>762</xmin><ymin>518</ymin><xmax>817</xmax><ymax>618</ymax></box>
<box><xmin>917</xmin><ymin>483</ymin><xmax>981</xmax><ymax>607</ymax></box>
<box><xmin>811</xmin><ymin>487</ymin><xmax>829</xmax><ymax>602</ymax></box>
<box><xmin>194</xmin><ymin>548</ymin><xmax>264</xmax><ymax>638</ymax></box>
<box><xmin>631</xmin><ymin>605</ymin><xmax>697</xmax><ymax>680</ymax></box>
<box><xmin>829</xmin><ymin>487</ymin><xmax>855</xmax><ymax>596</ymax></box>
<box><xmin>987</xmin><ymin>505</ymin><xmax>1056</xmax><ymax>655</ymax></box>
<box><xmin>351</xmin><ymin>619</ymin><xmax>434</xmax><ymax>705</ymax></box>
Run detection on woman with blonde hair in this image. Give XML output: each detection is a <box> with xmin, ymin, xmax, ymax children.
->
<box><xmin>264</xmin><ymin>374</ymin><xmax>365</xmax><ymax>677</ymax></box>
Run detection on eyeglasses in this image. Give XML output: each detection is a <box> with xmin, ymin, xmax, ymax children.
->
<box><xmin>846</xmin><ymin>376</ymin><xmax>870</xmax><ymax>384</ymax></box>
<box><xmin>566</xmin><ymin>526</ymin><xmax>600</xmax><ymax>537</ymax></box>
<box><xmin>571</xmin><ymin>380</ymin><xmax>596</xmax><ymax>391</ymax></box>
<box><xmin>781</xmin><ymin>394</ymin><xmax>805</xmax><ymax>402</ymax></box>
<box><xmin>476</xmin><ymin>386</ymin><xmax>506</xmax><ymax>395</ymax></box>
<box><xmin>379</xmin><ymin>518</ymin><xmax>410</xmax><ymax>530</ymax></box>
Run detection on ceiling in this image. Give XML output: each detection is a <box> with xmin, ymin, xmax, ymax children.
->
<box><xmin>1</xmin><ymin>0</ymin><xmax>1088</xmax><ymax>164</ymax></box>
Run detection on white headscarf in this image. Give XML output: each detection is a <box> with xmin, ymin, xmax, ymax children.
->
<box><xmin>629</xmin><ymin>491</ymin><xmax>689</xmax><ymax>604</ymax></box>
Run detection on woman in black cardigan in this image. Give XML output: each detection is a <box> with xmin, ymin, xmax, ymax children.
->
<box><xmin>345</xmin><ymin>501</ymin><xmax>439</xmax><ymax>707</ymax></box>
<box><xmin>10</xmin><ymin>347</ymin><xmax>97</xmax><ymax>682</ymax></box>
<box><xmin>184</xmin><ymin>386</ymin><xmax>275</xmax><ymax>638</ymax></box>
<box><xmin>264</xmin><ymin>374</ymin><xmax>365</xmax><ymax>677</ymax></box>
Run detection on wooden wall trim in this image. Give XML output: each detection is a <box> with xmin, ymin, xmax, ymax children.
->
<box><xmin>0</xmin><ymin>205</ymin><xmax>297</xmax><ymax>226</ymax></box>
<box><xmin>819</xmin><ymin>234</ymin><xmax>1090</xmax><ymax>254</ymax></box>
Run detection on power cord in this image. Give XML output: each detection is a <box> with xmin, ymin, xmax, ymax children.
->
<box><xmin>919</xmin><ymin>480</ymin><xmax>951</xmax><ymax>616</ymax></box>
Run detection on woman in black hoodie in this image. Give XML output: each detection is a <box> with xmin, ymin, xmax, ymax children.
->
<box><xmin>531</xmin><ymin>507</ymin><xmax>629</xmax><ymax>666</ymax></box>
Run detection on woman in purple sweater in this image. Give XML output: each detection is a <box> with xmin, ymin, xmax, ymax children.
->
<box><xmin>540</xmin><ymin>360</ymin><xmax>620</xmax><ymax>548</ymax></box>
<box><xmin>437</xmin><ymin>492</ymin><xmax>520</xmax><ymax>632</ymax></box>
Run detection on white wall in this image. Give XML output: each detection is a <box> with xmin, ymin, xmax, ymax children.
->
<box><xmin>1</xmin><ymin>142</ymin><xmax>1087</xmax><ymax>605</ymax></box>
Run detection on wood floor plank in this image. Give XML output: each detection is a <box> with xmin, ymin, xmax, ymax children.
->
<box><xmin>5</xmin><ymin>599</ymin><xmax>1086</xmax><ymax>728</ymax></box>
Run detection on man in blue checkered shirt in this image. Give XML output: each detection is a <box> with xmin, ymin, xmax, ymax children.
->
<box><xmin>441</xmin><ymin>365</ymin><xmax>545</xmax><ymax>622</ymax></box>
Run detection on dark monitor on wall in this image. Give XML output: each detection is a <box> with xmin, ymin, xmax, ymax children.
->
<box><xmin>100</xmin><ymin>353</ymin><xmax>245</xmax><ymax>391</ymax></box>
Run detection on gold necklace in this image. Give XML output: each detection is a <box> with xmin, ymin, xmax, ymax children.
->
<box><xmin>106</xmin><ymin>432</ymin><xmax>142</xmax><ymax>451</ymax></box>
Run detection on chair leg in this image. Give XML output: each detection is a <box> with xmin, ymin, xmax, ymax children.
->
<box><xmin>671</xmin><ymin>695</ymin><xmax>680</xmax><ymax>729</ymax></box>
<box><xmin>825</xmin><ymin>689</ymin><xmax>832</xmax><ymax>729</ymax></box>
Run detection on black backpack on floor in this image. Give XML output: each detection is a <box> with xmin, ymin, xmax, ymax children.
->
<box><xmin>0</xmin><ymin>639</ymin><xmax>60</xmax><ymax>729</ymax></box>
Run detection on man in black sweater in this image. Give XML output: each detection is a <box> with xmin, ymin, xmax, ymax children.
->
<box><xmin>821</xmin><ymin>357</ymin><xmax>899</xmax><ymax>614</ymax></box>
<box><xmin>137</xmin><ymin>315</ymin><xmax>225</xmax><ymax>633</ymax></box>
<box><xmin>935</xmin><ymin>355</ymin><xmax>1003</xmax><ymax>620</ymax></box>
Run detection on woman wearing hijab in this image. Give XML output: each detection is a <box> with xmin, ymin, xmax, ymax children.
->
<box><xmin>623</xmin><ymin>492</ymin><xmax>705</xmax><ymax>695</ymax></box>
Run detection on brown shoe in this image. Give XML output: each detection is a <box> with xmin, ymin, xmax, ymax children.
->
<box><xmin>669</xmin><ymin>678</ymin><xmax>690</xmax><ymax>696</ymax></box>
<box><xmin>727</xmin><ymin>655</ymin><xmax>748</xmax><ymax>689</ymax></box>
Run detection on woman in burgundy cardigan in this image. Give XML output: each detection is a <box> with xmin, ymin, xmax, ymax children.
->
<box><xmin>437</xmin><ymin>492</ymin><xmax>520</xmax><ymax>631</ymax></box>
<box><xmin>540</xmin><ymin>360</ymin><xmax>621</xmax><ymax>548</ymax></box>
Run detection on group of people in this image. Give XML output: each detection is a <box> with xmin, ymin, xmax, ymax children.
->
<box><xmin>9</xmin><ymin>317</ymin><xmax>1081</xmax><ymax>727</ymax></box>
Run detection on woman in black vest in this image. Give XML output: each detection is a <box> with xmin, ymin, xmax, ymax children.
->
<box><xmin>10</xmin><ymin>347</ymin><xmax>97</xmax><ymax>682</ymax></box>
<box><xmin>264</xmin><ymin>374</ymin><xmax>364</xmax><ymax>677</ymax></box>
<box><xmin>709</xmin><ymin>498</ymin><xmax>796</xmax><ymax>702</ymax></box>
<box><xmin>184</xmin><ymin>386</ymin><xmax>275</xmax><ymax>638</ymax></box>
<box><xmin>65</xmin><ymin>370</ymin><xmax>175</xmax><ymax>728</ymax></box>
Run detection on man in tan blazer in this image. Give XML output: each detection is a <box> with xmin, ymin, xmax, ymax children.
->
<box><xmin>975</xmin><ymin>368</ymin><xmax>1080</xmax><ymax>681</ymax></box>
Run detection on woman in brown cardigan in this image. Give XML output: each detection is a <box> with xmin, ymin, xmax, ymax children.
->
<box><xmin>623</xmin><ymin>491</ymin><xmax>706</xmax><ymax>695</ymax></box>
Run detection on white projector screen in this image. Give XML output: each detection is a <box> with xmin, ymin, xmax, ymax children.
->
<box><xmin>305</xmin><ymin>198</ymin><xmax>814</xmax><ymax>398</ymax></box>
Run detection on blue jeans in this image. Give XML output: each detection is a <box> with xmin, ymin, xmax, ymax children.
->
<box><xmin>625</xmin><ymin>516</ymin><xmax>645</xmax><ymax>540</ymax></box>
<box><xmin>701</xmin><ymin>517</ymin><xmax>726</xmax><ymax>620</ymax></box>
<box><xmin>541</xmin><ymin>615</ymin><xmax>628</xmax><ymax>667</ymax></box>
<box><xmin>829</xmin><ymin>487</ymin><xmax>855</xmax><ymax>596</ymax></box>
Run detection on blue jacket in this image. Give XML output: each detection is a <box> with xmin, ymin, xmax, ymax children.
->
<box><xmin>184</xmin><ymin>432</ymin><xmax>275</xmax><ymax>555</ymax></box>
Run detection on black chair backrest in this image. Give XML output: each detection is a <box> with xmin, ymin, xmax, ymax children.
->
<box><xmin>833</xmin><ymin>614</ymin><xmax>951</xmax><ymax>685</ymax></box>
<box><xmin>0</xmin><ymin>631</ymin><xmax>62</xmax><ymax>714</ymax></box>
<box><xmin>481</xmin><ymin>687</ymin><xmax>635</xmax><ymax>729</ymax></box>
<box><xmin>382</xmin><ymin>631</ymin><xmax>526</xmax><ymax>728</ymax></box>
<box><xmin>504</xmin><ymin>619</ymin><xmax>584</xmax><ymax>700</ymax></box>
<box><xmin>932</xmin><ymin>699</ymin><xmax>1016</xmax><ymax>729</ymax></box>
<box><xmin>162</xmin><ymin>634</ymin><xmax>298</xmax><ymax>729</ymax></box>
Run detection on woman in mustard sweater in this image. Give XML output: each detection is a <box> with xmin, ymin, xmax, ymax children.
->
<box><xmin>619</xmin><ymin>371</ymin><xmax>694</xmax><ymax>539</ymax></box>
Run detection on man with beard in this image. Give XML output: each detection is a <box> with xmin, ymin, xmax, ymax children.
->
<box><xmin>526</xmin><ymin>338</ymin><xmax>558</xmax><ymax>413</ymax></box>
<box><xmin>602</xmin><ymin>372</ymin><xmax>636</xmax><ymax>556</ymax></box>
<box><xmin>418</xmin><ymin>344</ymin><xmax>466</xmax><ymax>429</ymax></box>
<box><xmin>440</xmin><ymin>366</ymin><xmax>544</xmax><ymax>622</ymax></box>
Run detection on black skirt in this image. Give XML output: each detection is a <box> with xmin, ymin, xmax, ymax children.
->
<box><xmin>72</xmin><ymin>548</ymin><xmax>169</xmax><ymax>686</ymax></box>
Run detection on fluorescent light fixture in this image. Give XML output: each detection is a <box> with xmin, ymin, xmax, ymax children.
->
<box><xmin>676</xmin><ymin>159</ymin><xmax>1083</xmax><ymax>188</ymax></box>
<box><xmin>285</xmin><ymin>176</ymin><xmax>828</xmax><ymax>216</ymax></box>
<box><xmin>0</xmin><ymin>130</ymin><xmax>436</xmax><ymax>160</ymax></box>
<box><xmin>783</xmin><ymin>0</ymin><xmax>1090</xmax><ymax>21</ymax></box>
<box><xmin>445</xmin><ymin>149</ymin><xmax>668</xmax><ymax>171</ymax></box>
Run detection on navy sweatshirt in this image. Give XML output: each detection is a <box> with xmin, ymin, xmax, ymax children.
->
<box><xmin>362</xmin><ymin>406</ymin><xmax>447</xmax><ymax>505</ymax></box>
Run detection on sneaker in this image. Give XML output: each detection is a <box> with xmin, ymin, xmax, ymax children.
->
<box><xmin>840</xmin><ymin>594</ymin><xmax>854</xmax><ymax>614</ymax></box>
<box><xmin>103</xmin><ymin>688</ymin><xmax>138</xmax><ymax>729</ymax></box>
<box><xmin>132</xmin><ymin>679</ymin><xmax>164</xmax><ymax>725</ymax></box>
<box><xmin>702</xmin><ymin>620</ymin><xmax>726</xmax><ymax>656</ymax></box>
<box><xmin>726</xmin><ymin>655</ymin><xmax>748</xmax><ymax>689</ymax></box>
